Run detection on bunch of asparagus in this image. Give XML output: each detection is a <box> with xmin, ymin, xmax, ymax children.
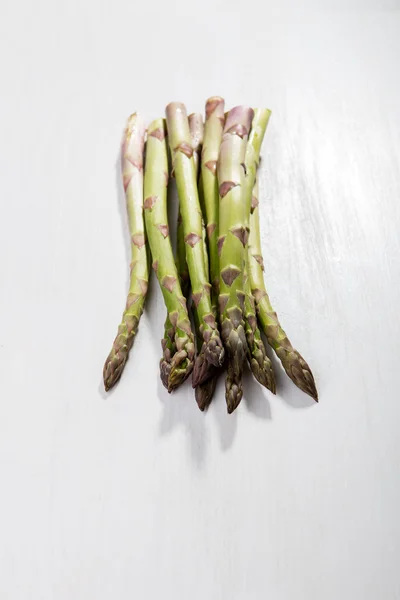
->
<box><xmin>103</xmin><ymin>99</ymin><xmax>318</xmax><ymax>413</ymax></box>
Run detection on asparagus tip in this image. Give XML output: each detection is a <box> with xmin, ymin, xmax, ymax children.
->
<box><xmin>280</xmin><ymin>349</ymin><xmax>318</xmax><ymax>402</ymax></box>
<box><xmin>204</xmin><ymin>335</ymin><xmax>225</xmax><ymax>368</ymax></box>
<box><xmin>167</xmin><ymin>360</ymin><xmax>194</xmax><ymax>392</ymax></box>
<box><xmin>192</xmin><ymin>346</ymin><xmax>217</xmax><ymax>388</ymax></box>
<box><xmin>249</xmin><ymin>351</ymin><xmax>276</xmax><ymax>395</ymax></box>
<box><xmin>103</xmin><ymin>354</ymin><xmax>126</xmax><ymax>392</ymax></box>
<box><xmin>195</xmin><ymin>376</ymin><xmax>218</xmax><ymax>411</ymax></box>
<box><xmin>225</xmin><ymin>364</ymin><xmax>243</xmax><ymax>414</ymax></box>
<box><xmin>226</xmin><ymin>389</ymin><xmax>242</xmax><ymax>414</ymax></box>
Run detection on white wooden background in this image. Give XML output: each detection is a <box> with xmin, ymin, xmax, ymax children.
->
<box><xmin>1</xmin><ymin>2</ymin><xmax>400</xmax><ymax>599</ymax></box>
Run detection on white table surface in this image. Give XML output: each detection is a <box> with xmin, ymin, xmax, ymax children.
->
<box><xmin>1</xmin><ymin>2</ymin><xmax>400</xmax><ymax>599</ymax></box>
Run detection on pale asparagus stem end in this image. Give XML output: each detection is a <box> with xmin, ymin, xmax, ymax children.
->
<box><xmin>205</xmin><ymin>96</ymin><xmax>225</xmax><ymax>118</ymax></box>
<box><xmin>224</xmin><ymin>105</ymin><xmax>254</xmax><ymax>136</ymax></box>
<box><xmin>188</xmin><ymin>113</ymin><xmax>204</xmax><ymax>153</ymax></box>
<box><xmin>189</xmin><ymin>112</ymin><xmax>204</xmax><ymax>178</ymax></box>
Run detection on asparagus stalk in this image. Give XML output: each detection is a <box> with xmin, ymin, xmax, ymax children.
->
<box><xmin>175</xmin><ymin>113</ymin><xmax>204</xmax><ymax>297</ymax></box>
<box><xmin>201</xmin><ymin>97</ymin><xmax>225</xmax><ymax>313</ymax></box>
<box><xmin>144</xmin><ymin>118</ymin><xmax>195</xmax><ymax>392</ymax></box>
<box><xmin>243</xmin><ymin>109</ymin><xmax>275</xmax><ymax>393</ymax></box>
<box><xmin>188</xmin><ymin>112</ymin><xmax>208</xmax><ymax>278</ymax></box>
<box><xmin>190</xmin><ymin>112</ymin><xmax>219</xmax><ymax>393</ymax></box>
<box><xmin>103</xmin><ymin>113</ymin><xmax>149</xmax><ymax>391</ymax></box>
<box><xmin>194</xmin><ymin>99</ymin><xmax>227</xmax><ymax>406</ymax></box>
<box><xmin>218</xmin><ymin>106</ymin><xmax>254</xmax><ymax>413</ymax></box>
<box><xmin>174</xmin><ymin>112</ymin><xmax>218</xmax><ymax>409</ymax></box>
<box><xmin>167</xmin><ymin>115</ymin><xmax>204</xmax><ymax>384</ymax></box>
<box><xmin>166</xmin><ymin>102</ymin><xmax>225</xmax><ymax>374</ymax></box>
<box><xmin>248</xmin><ymin>177</ymin><xmax>318</xmax><ymax>401</ymax></box>
<box><xmin>175</xmin><ymin>113</ymin><xmax>204</xmax><ymax>299</ymax></box>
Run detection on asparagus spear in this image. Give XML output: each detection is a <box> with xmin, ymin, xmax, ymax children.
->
<box><xmin>201</xmin><ymin>97</ymin><xmax>225</xmax><ymax>313</ymax></box>
<box><xmin>144</xmin><ymin>118</ymin><xmax>195</xmax><ymax>392</ymax></box>
<box><xmin>248</xmin><ymin>177</ymin><xmax>318</xmax><ymax>401</ymax></box>
<box><xmin>243</xmin><ymin>109</ymin><xmax>276</xmax><ymax>393</ymax></box>
<box><xmin>175</xmin><ymin>112</ymin><xmax>218</xmax><ymax>409</ymax></box>
<box><xmin>190</xmin><ymin>112</ymin><xmax>219</xmax><ymax>395</ymax></box>
<box><xmin>166</xmin><ymin>114</ymin><xmax>204</xmax><ymax>386</ymax></box>
<box><xmin>175</xmin><ymin>113</ymin><xmax>204</xmax><ymax>298</ymax></box>
<box><xmin>193</xmin><ymin>99</ymin><xmax>227</xmax><ymax>406</ymax></box>
<box><xmin>166</xmin><ymin>102</ymin><xmax>225</xmax><ymax>374</ymax></box>
<box><xmin>103</xmin><ymin>113</ymin><xmax>149</xmax><ymax>391</ymax></box>
<box><xmin>175</xmin><ymin>112</ymin><xmax>204</xmax><ymax>300</ymax></box>
<box><xmin>218</xmin><ymin>106</ymin><xmax>254</xmax><ymax>413</ymax></box>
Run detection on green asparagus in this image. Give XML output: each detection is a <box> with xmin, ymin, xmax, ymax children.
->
<box><xmin>218</xmin><ymin>106</ymin><xmax>254</xmax><ymax>413</ymax></box>
<box><xmin>103</xmin><ymin>113</ymin><xmax>149</xmax><ymax>391</ymax></box>
<box><xmin>201</xmin><ymin>96</ymin><xmax>225</xmax><ymax>313</ymax></box>
<box><xmin>144</xmin><ymin>118</ymin><xmax>195</xmax><ymax>392</ymax></box>
<box><xmin>166</xmin><ymin>102</ymin><xmax>225</xmax><ymax>374</ymax></box>
<box><xmin>243</xmin><ymin>109</ymin><xmax>275</xmax><ymax>392</ymax></box>
<box><xmin>175</xmin><ymin>112</ymin><xmax>204</xmax><ymax>299</ymax></box>
<box><xmin>179</xmin><ymin>112</ymin><xmax>218</xmax><ymax>408</ymax></box>
<box><xmin>248</xmin><ymin>177</ymin><xmax>318</xmax><ymax>401</ymax></box>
